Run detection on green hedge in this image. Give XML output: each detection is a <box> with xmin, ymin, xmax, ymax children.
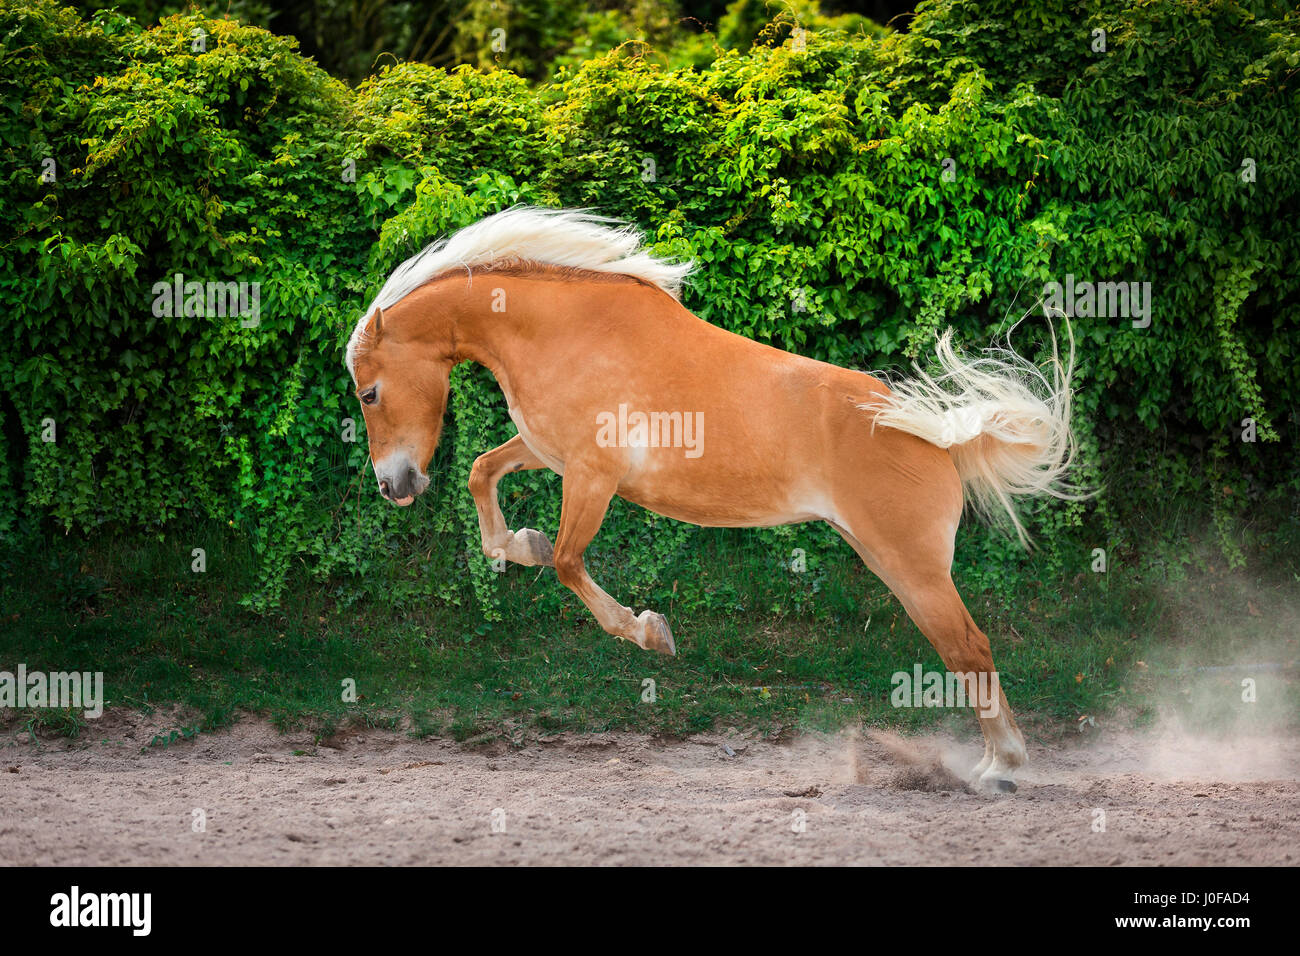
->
<box><xmin>1</xmin><ymin>0</ymin><xmax>1296</xmax><ymax>612</ymax></box>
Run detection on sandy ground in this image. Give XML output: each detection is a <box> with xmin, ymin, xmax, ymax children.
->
<box><xmin>0</xmin><ymin>710</ymin><xmax>1296</xmax><ymax>865</ymax></box>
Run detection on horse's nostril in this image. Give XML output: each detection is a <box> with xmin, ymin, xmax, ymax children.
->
<box><xmin>379</xmin><ymin>480</ymin><xmax>390</xmax><ymax>497</ymax></box>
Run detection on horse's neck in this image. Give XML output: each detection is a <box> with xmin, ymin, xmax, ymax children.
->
<box><xmin>440</xmin><ymin>280</ymin><xmax>531</xmax><ymax>395</ymax></box>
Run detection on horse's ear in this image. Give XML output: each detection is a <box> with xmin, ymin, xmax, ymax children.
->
<box><xmin>371</xmin><ymin>307</ymin><xmax>384</xmax><ymax>339</ymax></box>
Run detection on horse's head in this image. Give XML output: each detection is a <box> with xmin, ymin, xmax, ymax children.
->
<box><xmin>348</xmin><ymin>307</ymin><xmax>451</xmax><ymax>506</ymax></box>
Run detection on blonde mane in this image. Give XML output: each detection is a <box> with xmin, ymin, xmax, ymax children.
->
<box><xmin>346</xmin><ymin>206</ymin><xmax>694</xmax><ymax>378</ymax></box>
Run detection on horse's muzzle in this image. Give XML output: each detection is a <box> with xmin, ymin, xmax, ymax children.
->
<box><xmin>376</xmin><ymin>460</ymin><xmax>428</xmax><ymax>506</ymax></box>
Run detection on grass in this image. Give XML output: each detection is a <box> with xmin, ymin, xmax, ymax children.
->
<box><xmin>1</xmin><ymin>493</ymin><xmax>1297</xmax><ymax>748</ymax></box>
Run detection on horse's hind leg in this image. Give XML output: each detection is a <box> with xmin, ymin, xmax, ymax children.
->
<box><xmin>845</xmin><ymin>530</ymin><xmax>1026</xmax><ymax>789</ymax></box>
<box><xmin>468</xmin><ymin>434</ymin><xmax>555</xmax><ymax>567</ymax></box>
<box><xmin>898</xmin><ymin>570</ymin><xmax>1025</xmax><ymax>790</ymax></box>
<box><xmin>831</xmin><ymin>459</ymin><xmax>1027</xmax><ymax>789</ymax></box>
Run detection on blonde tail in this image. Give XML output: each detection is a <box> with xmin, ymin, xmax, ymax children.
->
<box><xmin>863</xmin><ymin>320</ymin><xmax>1080</xmax><ymax>547</ymax></box>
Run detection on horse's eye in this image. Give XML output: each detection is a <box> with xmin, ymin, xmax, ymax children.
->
<box><xmin>360</xmin><ymin>388</ymin><xmax>378</xmax><ymax>406</ymax></box>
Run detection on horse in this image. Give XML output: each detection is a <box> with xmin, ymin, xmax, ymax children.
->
<box><xmin>346</xmin><ymin>207</ymin><xmax>1078</xmax><ymax>791</ymax></box>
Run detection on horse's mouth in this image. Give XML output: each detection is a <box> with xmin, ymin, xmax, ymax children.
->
<box><xmin>376</xmin><ymin>462</ymin><xmax>429</xmax><ymax>506</ymax></box>
<box><xmin>381</xmin><ymin>485</ymin><xmax>421</xmax><ymax>506</ymax></box>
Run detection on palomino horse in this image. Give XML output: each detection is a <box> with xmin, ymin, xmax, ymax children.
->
<box><xmin>346</xmin><ymin>207</ymin><xmax>1077</xmax><ymax>790</ymax></box>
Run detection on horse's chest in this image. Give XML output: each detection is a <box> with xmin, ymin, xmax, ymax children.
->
<box><xmin>508</xmin><ymin>406</ymin><xmax>566</xmax><ymax>475</ymax></box>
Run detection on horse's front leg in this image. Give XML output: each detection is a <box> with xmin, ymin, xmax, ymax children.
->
<box><xmin>553</xmin><ymin>464</ymin><xmax>676</xmax><ymax>656</ymax></box>
<box><xmin>468</xmin><ymin>434</ymin><xmax>555</xmax><ymax>567</ymax></box>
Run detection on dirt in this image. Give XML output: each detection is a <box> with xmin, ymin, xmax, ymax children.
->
<box><xmin>1</xmin><ymin>709</ymin><xmax>1296</xmax><ymax>865</ymax></box>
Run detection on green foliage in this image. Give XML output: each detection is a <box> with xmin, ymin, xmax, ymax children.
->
<box><xmin>718</xmin><ymin>0</ymin><xmax>883</xmax><ymax>52</ymax></box>
<box><xmin>1</xmin><ymin>0</ymin><xmax>1297</xmax><ymax>620</ymax></box>
<box><xmin>60</xmin><ymin>1</ymin><xmax>862</xmax><ymax>82</ymax></box>
<box><xmin>451</xmin><ymin>0</ymin><xmax>587</xmax><ymax>79</ymax></box>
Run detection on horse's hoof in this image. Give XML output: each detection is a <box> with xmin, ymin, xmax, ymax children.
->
<box><xmin>638</xmin><ymin>611</ymin><xmax>676</xmax><ymax>656</ymax></box>
<box><xmin>975</xmin><ymin>775</ymin><xmax>1018</xmax><ymax>794</ymax></box>
<box><xmin>516</xmin><ymin>528</ymin><xmax>554</xmax><ymax>566</ymax></box>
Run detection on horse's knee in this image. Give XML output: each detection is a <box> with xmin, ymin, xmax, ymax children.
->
<box><xmin>554</xmin><ymin>551</ymin><xmax>585</xmax><ymax>588</ymax></box>
<box><xmin>467</xmin><ymin>456</ymin><xmax>491</xmax><ymax>497</ymax></box>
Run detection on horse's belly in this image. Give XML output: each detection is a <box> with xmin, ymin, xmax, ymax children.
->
<box><xmin>619</xmin><ymin>473</ymin><xmax>836</xmax><ymax>529</ymax></box>
<box><xmin>632</xmin><ymin>502</ymin><xmax>825</xmax><ymax>528</ymax></box>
